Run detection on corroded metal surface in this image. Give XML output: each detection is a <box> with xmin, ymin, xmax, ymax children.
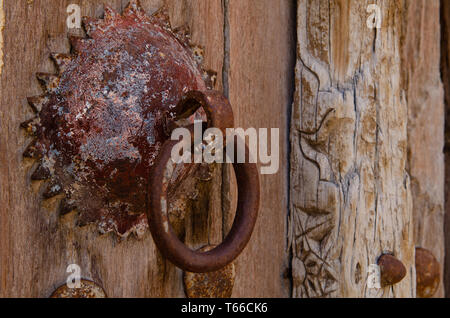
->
<box><xmin>184</xmin><ymin>245</ymin><xmax>235</xmax><ymax>298</ymax></box>
<box><xmin>50</xmin><ymin>280</ymin><xmax>106</xmax><ymax>298</ymax></box>
<box><xmin>22</xmin><ymin>0</ymin><xmax>209</xmax><ymax>238</ymax></box>
<box><xmin>377</xmin><ymin>254</ymin><xmax>406</xmax><ymax>286</ymax></box>
<box><xmin>416</xmin><ymin>247</ymin><xmax>440</xmax><ymax>298</ymax></box>
<box><xmin>23</xmin><ymin>0</ymin><xmax>259</xmax><ymax>273</ymax></box>
<box><xmin>148</xmin><ymin>90</ymin><xmax>260</xmax><ymax>273</ymax></box>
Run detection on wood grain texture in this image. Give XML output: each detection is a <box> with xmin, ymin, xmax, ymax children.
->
<box><xmin>227</xmin><ymin>0</ymin><xmax>295</xmax><ymax>298</ymax></box>
<box><xmin>0</xmin><ymin>0</ymin><xmax>293</xmax><ymax>298</ymax></box>
<box><xmin>290</xmin><ymin>0</ymin><xmax>415</xmax><ymax>298</ymax></box>
<box><xmin>403</xmin><ymin>0</ymin><xmax>445</xmax><ymax>298</ymax></box>
<box><xmin>442</xmin><ymin>0</ymin><xmax>450</xmax><ymax>298</ymax></box>
<box><xmin>0</xmin><ymin>0</ymin><xmax>4</xmax><ymax>76</ymax></box>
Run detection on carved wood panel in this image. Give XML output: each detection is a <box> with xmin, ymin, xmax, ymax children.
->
<box><xmin>290</xmin><ymin>0</ymin><xmax>415</xmax><ymax>298</ymax></box>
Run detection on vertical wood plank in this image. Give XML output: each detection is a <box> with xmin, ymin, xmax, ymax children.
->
<box><xmin>403</xmin><ymin>0</ymin><xmax>445</xmax><ymax>298</ymax></box>
<box><xmin>0</xmin><ymin>0</ymin><xmax>224</xmax><ymax>297</ymax></box>
<box><xmin>228</xmin><ymin>0</ymin><xmax>295</xmax><ymax>298</ymax></box>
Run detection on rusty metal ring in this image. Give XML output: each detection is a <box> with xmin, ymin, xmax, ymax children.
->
<box><xmin>170</xmin><ymin>90</ymin><xmax>235</xmax><ymax>138</ymax></box>
<box><xmin>147</xmin><ymin>90</ymin><xmax>260</xmax><ymax>273</ymax></box>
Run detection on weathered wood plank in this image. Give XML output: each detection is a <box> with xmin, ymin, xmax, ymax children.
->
<box><xmin>0</xmin><ymin>0</ymin><xmax>224</xmax><ymax>298</ymax></box>
<box><xmin>0</xmin><ymin>0</ymin><xmax>293</xmax><ymax>299</ymax></box>
<box><xmin>403</xmin><ymin>0</ymin><xmax>445</xmax><ymax>298</ymax></box>
<box><xmin>290</xmin><ymin>0</ymin><xmax>415</xmax><ymax>298</ymax></box>
<box><xmin>442</xmin><ymin>0</ymin><xmax>450</xmax><ymax>298</ymax></box>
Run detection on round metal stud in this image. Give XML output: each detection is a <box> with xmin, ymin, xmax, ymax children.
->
<box><xmin>184</xmin><ymin>245</ymin><xmax>235</xmax><ymax>298</ymax></box>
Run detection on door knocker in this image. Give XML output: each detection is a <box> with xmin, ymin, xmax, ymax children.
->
<box><xmin>22</xmin><ymin>0</ymin><xmax>260</xmax><ymax>273</ymax></box>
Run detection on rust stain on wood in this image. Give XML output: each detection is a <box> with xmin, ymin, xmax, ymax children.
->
<box><xmin>21</xmin><ymin>1</ymin><xmax>209</xmax><ymax>239</ymax></box>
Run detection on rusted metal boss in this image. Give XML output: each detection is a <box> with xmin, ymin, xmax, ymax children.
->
<box><xmin>377</xmin><ymin>254</ymin><xmax>407</xmax><ymax>286</ymax></box>
<box><xmin>22</xmin><ymin>0</ymin><xmax>260</xmax><ymax>273</ymax></box>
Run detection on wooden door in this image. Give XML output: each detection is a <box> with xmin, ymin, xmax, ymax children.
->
<box><xmin>0</xmin><ymin>0</ymin><xmax>447</xmax><ymax>298</ymax></box>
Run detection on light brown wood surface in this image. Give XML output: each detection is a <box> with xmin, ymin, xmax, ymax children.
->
<box><xmin>0</xmin><ymin>0</ymin><xmax>293</xmax><ymax>297</ymax></box>
<box><xmin>290</xmin><ymin>0</ymin><xmax>416</xmax><ymax>298</ymax></box>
